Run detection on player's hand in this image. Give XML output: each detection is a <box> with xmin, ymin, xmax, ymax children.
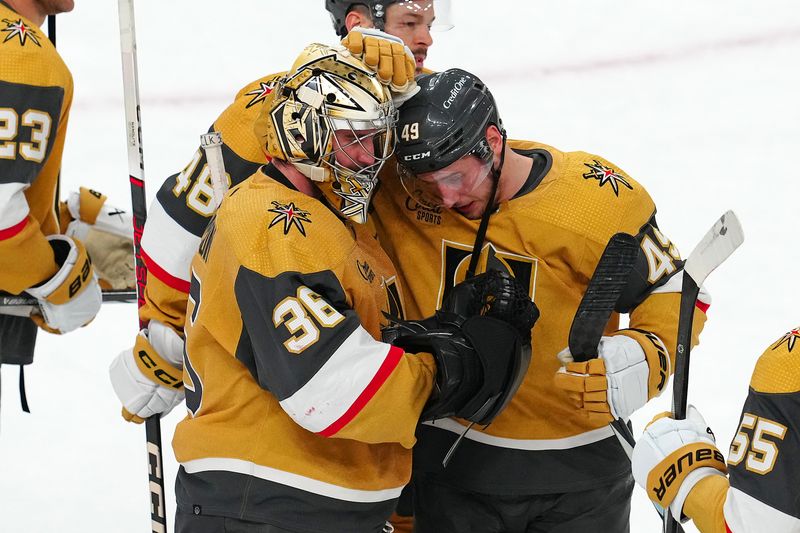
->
<box><xmin>341</xmin><ymin>27</ymin><xmax>418</xmax><ymax>101</ymax></box>
<box><xmin>554</xmin><ymin>333</ymin><xmax>664</xmax><ymax>423</ymax></box>
<box><xmin>632</xmin><ymin>406</ymin><xmax>727</xmax><ymax>519</ymax></box>
<box><xmin>25</xmin><ymin>235</ymin><xmax>102</xmax><ymax>334</ymax></box>
<box><xmin>109</xmin><ymin>320</ymin><xmax>185</xmax><ymax>423</ymax></box>
<box><xmin>60</xmin><ymin>187</ymin><xmax>135</xmax><ymax>290</ymax></box>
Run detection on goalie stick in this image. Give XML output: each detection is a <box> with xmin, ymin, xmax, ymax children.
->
<box><xmin>200</xmin><ymin>131</ymin><xmax>228</xmax><ymax>209</ymax></box>
<box><xmin>567</xmin><ymin>232</ymin><xmax>640</xmax><ymax>456</ymax></box>
<box><xmin>118</xmin><ymin>1</ymin><xmax>167</xmax><ymax>532</ymax></box>
<box><xmin>1</xmin><ymin>290</ymin><xmax>137</xmax><ymax>307</ymax></box>
<box><xmin>664</xmin><ymin>210</ymin><xmax>744</xmax><ymax>533</ymax></box>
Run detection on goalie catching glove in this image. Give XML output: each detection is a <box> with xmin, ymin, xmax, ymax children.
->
<box><xmin>341</xmin><ymin>27</ymin><xmax>418</xmax><ymax>104</ymax></box>
<box><xmin>25</xmin><ymin>235</ymin><xmax>102</xmax><ymax>334</ymax></box>
<box><xmin>554</xmin><ymin>330</ymin><xmax>670</xmax><ymax>424</ymax></box>
<box><xmin>632</xmin><ymin>406</ymin><xmax>727</xmax><ymax>521</ymax></box>
<box><xmin>109</xmin><ymin>320</ymin><xmax>185</xmax><ymax>423</ymax></box>
<box><xmin>383</xmin><ymin>270</ymin><xmax>539</xmax><ymax>425</ymax></box>
<box><xmin>59</xmin><ymin>187</ymin><xmax>135</xmax><ymax>290</ymax></box>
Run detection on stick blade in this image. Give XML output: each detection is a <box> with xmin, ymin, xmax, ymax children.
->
<box><xmin>684</xmin><ymin>210</ymin><xmax>744</xmax><ymax>286</ymax></box>
<box><xmin>568</xmin><ymin>233</ymin><xmax>639</xmax><ymax>361</ymax></box>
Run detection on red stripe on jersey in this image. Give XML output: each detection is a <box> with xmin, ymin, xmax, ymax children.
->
<box><xmin>318</xmin><ymin>345</ymin><xmax>405</xmax><ymax>438</ymax></box>
<box><xmin>141</xmin><ymin>249</ymin><xmax>191</xmax><ymax>293</ymax></box>
<box><xmin>726</xmin><ymin>522</ymin><xmax>732</xmax><ymax>533</ymax></box>
<box><xmin>0</xmin><ymin>218</ymin><xmax>28</xmax><ymax>241</ymax></box>
<box><xmin>695</xmin><ymin>299</ymin><xmax>710</xmax><ymax>313</ymax></box>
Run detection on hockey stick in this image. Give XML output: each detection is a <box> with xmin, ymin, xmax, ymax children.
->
<box><xmin>567</xmin><ymin>232</ymin><xmax>640</xmax><ymax>457</ymax></box>
<box><xmin>200</xmin><ymin>131</ymin><xmax>228</xmax><ymax>209</ymax></box>
<box><xmin>117</xmin><ymin>1</ymin><xmax>167</xmax><ymax>532</ymax></box>
<box><xmin>1</xmin><ymin>290</ymin><xmax>137</xmax><ymax>307</ymax></box>
<box><xmin>664</xmin><ymin>210</ymin><xmax>744</xmax><ymax>533</ymax></box>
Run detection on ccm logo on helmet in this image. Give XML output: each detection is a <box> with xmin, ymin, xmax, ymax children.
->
<box><xmin>443</xmin><ymin>76</ymin><xmax>468</xmax><ymax>109</ymax></box>
<box><xmin>403</xmin><ymin>151</ymin><xmax>430</xmax><ymax>161</ymax></box>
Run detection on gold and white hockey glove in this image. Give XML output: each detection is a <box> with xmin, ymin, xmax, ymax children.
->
<box><xmin>60</xmin><ymin>187</ymin><xmax>134</xmax><ymax>290</ymax></box>
<box><xmin>632</xmin><ymin>406</ymin><xmax>727</xmax><ymax>520</ymax></box>
<box><xmin>554</xmin><ymin>331</ymin><xmax>670</xmax><ymax>424</ymax></box>
<box><xmin>341</xmin><ymin>27</ymin><xmax>419</xmax><ymax>104</ymax></box>
<box><xmin>25</xmin><ymin>235</ymin><xmax>102</xmax><ymax>334</ymax></box>
<box><xmin>109</xmin><ymin>320</ymin><xmax>185</xmax><ymax>424</ymax></box>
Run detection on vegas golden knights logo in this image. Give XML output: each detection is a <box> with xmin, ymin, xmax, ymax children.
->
<box><xmin>437</xmin><ymin>240</ymin><xmax>538</xmax><ymax>308</ymax></box>
<box><xmin>383</xmin><ymin>275</ymin><xmax>405</xmax><ymax>320</ymax></box>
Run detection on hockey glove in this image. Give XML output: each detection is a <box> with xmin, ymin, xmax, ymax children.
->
<box><xmin>391</xmin><ymin>315</ymin><xmax>528</xmax><ymax>426</ymax></box>
<box><xmin>25</xmin><ymin>235</ymin><xmax>102</xmax><ymax>334</ymax></box>
<box><xmin>341</xmin><ymin>27</ymin><xmax>418</xmax><ymax>103</ymax></box>
<box><xmin>554</xmin><ymin>330</ymin><xmax>670</xmax><ymax>424</ymax></box>
<box><xmin>109</xmin><ymin>320</ymin><xmax>185</xmax><ymax>423</ymax></box>
<box><xmin>60</xmin><ymin>187</ymin><xmax>135</xmax><ymax>290</ymax></box>
<box><xmin>632</xmin><ymin>406</ymin><xmax>727</xmax><ymax>521</ymax></box>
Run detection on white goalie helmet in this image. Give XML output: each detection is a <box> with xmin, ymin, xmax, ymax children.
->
<box><xmin>255</xmin><ymin>43</ymin><xmax>397</xmax><ymax>224</ymax></box>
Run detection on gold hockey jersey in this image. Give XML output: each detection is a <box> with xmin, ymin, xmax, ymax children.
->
<box><xmin>0</xmin><ymin>3</ymin><xmax>72</xmax><ymax>293</ymax></box>
<box><xmin>371</xmin><ymin>139</ymin><xmax>709</xmax><ymax>493</ymax></box>
<box><xmin>683</xmin><ymin>326</ymin><xmax>800</xmax><ymax>533</ymax></box>
<box><xmin>172</xmin><ymin>164</ymin><xmax>435</xmax><ymax>530</ymax></box>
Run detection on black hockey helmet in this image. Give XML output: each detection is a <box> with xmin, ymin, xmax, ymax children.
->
<box><xmin>325</xmin><ymin>1</ymin><xmax>399</xmax><ymax>37</ymax></box>
<box><xmin>325</xmin><ymin>1</ymin><xmax>453</xmax><ymax>38</ymax></box>
<box><xmin>395</xmin><ymin>68</ymin><xmax>505</xmax><ymax>176</ymax></box>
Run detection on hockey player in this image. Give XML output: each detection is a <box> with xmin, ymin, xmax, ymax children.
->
<box><xmin>166</xmin><ymin>43</ymin><xmax>531</xmax><ymax>533</ymax></box>
<box><xmin>632</xmin><ymin>326</ymin><xmax>800</xmax><ymax>532</ymax></box>
<box><xmin>371</xmin><ymin>68</ymin><xmax>710</xmax><ymax>531</ymax></box>
<box><xmin>108</xmin><ymin>1</ymin><xmax>446</xmax><ymax>431</ymax></box>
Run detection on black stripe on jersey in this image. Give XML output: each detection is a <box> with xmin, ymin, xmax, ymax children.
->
<box><xmin>617</xmin><ymin>214</ymin><xmax>684</xmax><ymax>313</ymax></box>
<box><xmin>233</xmin><ymin>267</ymin><xmax>360</xmax><ymax>401</ymax></box>
<box><xmin>413</xmin><ymin>425</ymin><xmax>631</xmax><ymax>494</ymax></box>
<box><xmin>155</xmin><ymin>132</ymin><xmax>261</xmax><ymax>238</ymax></box>
<box><xmin>0</xmin><ymin>80</ymin><xmax>63</xmax><ymax>185</ymax></box>
<box><xmin>729</xmin><ymin>389</ymin><xmax>800</xmax><ymax>519</ymax></box>
<box><xmin>175</xmin><ymin>467</ymin><xmax>396</xmax><ymax>532</ymax></box>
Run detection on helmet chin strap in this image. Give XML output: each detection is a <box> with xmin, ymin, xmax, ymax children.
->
<box><xmin>466</xmin><ymin>130</ymin><xmax>507</xmax><ymax>279</ymax></box>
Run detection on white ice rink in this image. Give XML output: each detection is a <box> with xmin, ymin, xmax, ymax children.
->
<box><xmin>1</xmin><ymin>1</ymin><xmax>799</xmax><ymax>531</ymax></box>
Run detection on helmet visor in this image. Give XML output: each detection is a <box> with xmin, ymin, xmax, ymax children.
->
<box><xmin>390</xmin><ymin>0</ymin><xmax>453</xmax><ymax>31</ymax></box>
<box><xmin>399</xmin><ymin>154</ymin><xmax>492</xmax><ymax>209</ymax></box>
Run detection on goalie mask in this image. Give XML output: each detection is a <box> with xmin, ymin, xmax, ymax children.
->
<box><xmin>255</xmin><ymin>43</ymin><xmax>397</xmax><ymax>224</ymax></box>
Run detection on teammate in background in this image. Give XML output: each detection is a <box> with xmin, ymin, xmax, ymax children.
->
<box><xmin>108</xmin><ymin>0</ymin><xmax>448</xmax><ymax>432</ymax></box>
<box><xmin>167</xmin><ymin>43</ymin><xmax>530</xmax><ymax>533</ymax></box>
<box><xmin>632</xmin><ymin>326</ymin><xmax>800</xmax><ymax>533</ymax></box>
<box><xmin>371</xmin><ymin>68</ymin><xmax>710</xmax><ymax>531</ymax></box>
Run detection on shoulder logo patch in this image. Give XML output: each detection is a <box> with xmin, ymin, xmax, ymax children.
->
<box><xmin>772</xmin><ymin>327</ymin><xmax>799</xmax><ymax>352</ymax></box>
<box><xmin>268</xmin><ymin>201</ymin><xmax>311</xmax><ymax>236</ymax></box>
<box><xmin>582</xmin><ymin>160</ymin><xmax>633</xmax><ymax>196</ymax></box>
<box><xmin>2</xmin><ymin>18</ymin><xmax>41</xmax><ymax>46</ymax></box>
<box><xmin>245</xmin><ymin>82</ymin><xmax>274</xmax><ymax>109</ymax></box>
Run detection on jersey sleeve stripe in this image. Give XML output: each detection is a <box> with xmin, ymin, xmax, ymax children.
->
<box><xmin>650</xmin><ymin>269</ymin><xmax>712</xmax><ymax>313</ymax></box>
<box><xmin>318</xmin><ymin>344</ymin><xmax>405</xmax><ymax>438</ymax></box>
<box><xmin>0</xmin><ymin>182</ymin><xmax>30</xmax><ymax>230</ymax></box>
<box><xmin>0</xmin><ymin>217</ymin><xmax>27</xmax><ymax>240</ymax></box>
<box><xmin>140</xmin><ymin>198</ymin><xmax>199</xmax><ymax>288</ymax></box>
<box><xmin>723</xmin><ymin>486</ymin><xmax>800</xmax><ymax>532</ymax></box>
<box><xmin>695</xmin><ymin>300</ymin><xmax>710</xmax><ymax>313</ymax></box>
<box><xmin>278</xmin><ymin>326</ymin><xmax>403</xmax><ymax>436</ymax></box>
<box><xmin>141</xmin><ymin>249</ymin><xmax>191</xmax><ymax>293</ymax></box>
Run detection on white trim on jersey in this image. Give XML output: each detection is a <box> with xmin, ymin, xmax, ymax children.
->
<box><xmin>650</xmin><ymin>268</ymin><xmax>712</xmax><ymax>306</ymax></box>
<box><xmin>140</xmin><ymin>198</ymin><xmax>200</xmax><ymax>283</ymax></box>
<box><xmin>0</xmin><ymin>182</ymin><xmax>30</xmax><ymax>229</ymax></box>
<box><xmin>422</xmin><ymin>417</ymin><xmax>615</xmax><ymax>450</ymax></box>
<box><xmin>182</xmin><ymin>457</ymin><xmax>405</xmax><ymax>503</ymax></box>
<box><xmin>723</xmin><ymin>486</ymin><xmax>800</xmax><ymax>532</ymax></box>
<box><xmin>279</xmin><ymin>325</ymin><xmax>394</xmax><ymax>434</ymax></box>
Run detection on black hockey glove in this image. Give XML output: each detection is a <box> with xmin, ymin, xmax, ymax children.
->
<box><xmin>391</xmin><ymin>315</ymin><xmax>528</xmax><ymax>426</ymax></box>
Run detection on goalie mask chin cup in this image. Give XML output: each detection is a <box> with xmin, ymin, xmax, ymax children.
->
<box><xmin>254</xmin><ymin>43</ymin><xmax>397</xmax><ymax>224</ymax></box>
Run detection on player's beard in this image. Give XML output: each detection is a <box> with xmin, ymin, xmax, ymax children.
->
<box><xmin>34</xmin><ymin>0</ymin><xmax>74</xmax><ymax>16</ymax></box>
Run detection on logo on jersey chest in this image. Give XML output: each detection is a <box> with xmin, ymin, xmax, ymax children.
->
<box><xmin>582</xmin><ymin>160</ymin><xmax>633</xmax><ymax>196</ymax></box>
<box><xmin>438</xmin><ymin>240</ymin><xmax>537</xmax><ymax>308</ymax></box>
<box><xmin>405</xmin><ymin>196</ymin><xmax>442</xmax><ymax>225</ymax></box>
<box><xmin>268</xmin><ymin>201</ymin><xmax>311</xmax><ymax>236</ymax></box>
<box><xmin>357</xmin><ymin>259</ymin><xmax>376</xmax><ymax>284</ymax></box>
<box><xmin>2</xmin><ymin>18</ymin><xmax>41</xmax><ymax>46</ymax></box>
<box><xmin>773</xmin><ymin>327</ymin><xmax>800</xmax><ymax>352</ymax></box>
